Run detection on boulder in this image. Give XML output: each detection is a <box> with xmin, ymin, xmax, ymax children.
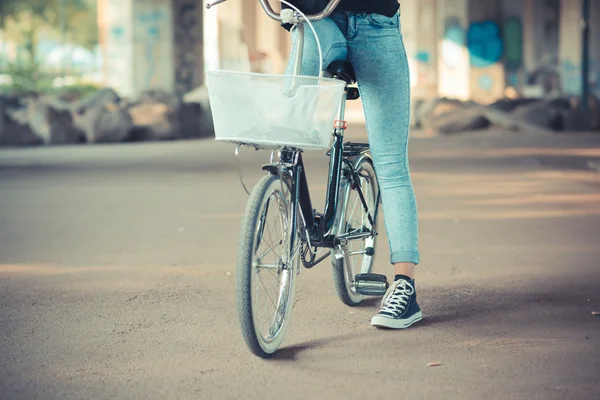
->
<box><xmin>511</xmin><ymin>98</ymin><xmax>572</xmax><ymax>131</ymax></box>
<box><xmin>71</xmin><ymin>89</ymin><xmax>132</xmax><ymax>143</ymax></box>
<box><xmin>0</xmin><ymin>96</ymin><xmax>43</xmax><ymax>146</ymax></box>
<box><xmin>74</xmin><ymin>88</ymin><xmax>121</xmax><ymax>114</ymax></box>
<box><xmin>488</xmin><ymin>98</ymin><xmax>539</xmax><ymax>113</ymax></box>
<box><xmin>561</xmin><ymin>108</ymin><xmax>600</xmax><ymax>132</ymax></box>
<box><xmin>138</xmin><ymin>89</ymin><xmax>180</xmax><ymax>109</ymax></box>
<box><xmin>1</xmin><ymin>95</ymin><xmax>84</xmax><ymax>145</ymax></box>
<box><xmin>181</xmin><ymin>85</ymin><xmax>214</xmax><ymax>138</ymax></box>
<box><xmin>45</xmin><ymin>104</ymin><xmax>86</xmax><ymax>144</ymax></box>
<box><xmin>73</xmin><ymin>102</ymin><xmax>133</xmax><ymax>143</ymax></box>
<box><xmin>431</xmin><ymin>108</ymin><xmax>491</xmax><ymax>134</ymax></box>
<box><xmin>127</xmin><ymin>101</ymin><xmax>179</xmax><ymax>141</ymax></box>
<box><xmin>414</xmin><ymin>97</ymin><xmax>468</xmax><ymax>129</ymax></box>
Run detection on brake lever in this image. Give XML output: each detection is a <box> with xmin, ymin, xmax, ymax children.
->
<box><xmin>206</xmin><ymin>0</ymin><xmax>228</xmax><ymax>9</ymax></box>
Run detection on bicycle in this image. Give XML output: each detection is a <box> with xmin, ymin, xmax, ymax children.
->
<box><xmin>206</xmin><ymin>0</ymin><xmax>391</xmax><ymax>358</ymax></box>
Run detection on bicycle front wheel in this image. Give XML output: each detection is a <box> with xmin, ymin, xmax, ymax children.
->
<box><xmin>237</xmin><ymin>174</ymin><xmax>298</xmax><ymax>358</ymax></box>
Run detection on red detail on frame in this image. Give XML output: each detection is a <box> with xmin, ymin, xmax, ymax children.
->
<box><xmin>334</xmin><ymin>120</ymin><xmax>348</xmax><ymax>130</ymax></box>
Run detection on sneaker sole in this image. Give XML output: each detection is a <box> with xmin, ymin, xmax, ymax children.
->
<box><xmin>370</xmin><ymin>311</ymin><xmax>423</xmax><ymax>329</ymax></box>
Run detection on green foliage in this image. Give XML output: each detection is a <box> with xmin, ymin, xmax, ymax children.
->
<box><xmin>0</xmin><ymin>0</ymin><xmax>98</xmax><ymax>49</ymax></box>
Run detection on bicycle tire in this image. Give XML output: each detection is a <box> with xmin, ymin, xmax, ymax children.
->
<box><xmin>237</xmin><ymin>173</ymin><xmax>298</xmax><ymax>357</ymax></box>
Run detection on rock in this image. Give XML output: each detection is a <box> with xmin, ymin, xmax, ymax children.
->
<box><xmin>71</xmin><ymin>89</ymin><xmax>132</xmax><ymax>143</ymax></box>
<box><xmin>73</xmin><ymin>103</ymin><xmax>133</xmax><ymax>143</ymax></box>
<box><xmin>138</xmin><ymin>89</ymin><xmax>180</xmax><ymax>109</ymax></box>
<box><xmin>46</xmin><ymin>104</ymin><xmax>86</xmax><ymax>144</ymax></box>
<box><xmin>3</xmin><ymin>95</ymin><xmax>85</xmax><ymax>145</ymax></box>
<box><xmin>180</xmin><ymin>85</ymin><xmax>214</xmax><ymax>138</ymax></box>
<box><xmin>432</xmin><ymin>108</ymin><xmax>491</xmax><ymax>134</ymax></box>
<box><xmin>545</xmin><ymin>97</ymin><xmax>572</xmax><ymax>110</ymax></box>
<box><xmin>511</xmin><ymin>101</ymin><xmax>562</xmax><ymax>130</ymax></box>
<box><xmin>127</xmin><ymin>101</ymin><xmax>179</xmax><ymax>141</ymax></box>
<box><xmin>414</xmin><ymin>97</ymin><xmax>468</xmax><ymax>129</ymax></box>
<box><xmin>95</xmin><ymin>106</ymin><xmax>134</xmax><ymax>143</ymax></box>
<box><xmin>74</xmin><ymin>88</ymin><xmax>121</xmax><ymax>113</ymax></box>
<box><xmin>0</xmin><ymin>96</ymin><xmax>43</xmax><ymax>146</ymax></box>
<box><xmin>478</xmin><ymin>106</ymin><xmax>554</xmax><ymax>135</ymax></box>
<box><xmin>412</xmin><ymin>97</ymin><xmax>487</xmax><ymax>133</ymax></box>
<box><xmin>562</xmin><ymin>108</ymin><xmax>600</xmax><ymax>131</ymax></box>
<box><xmin>489</xmin><ymin>98</ymin><xmax>539</xmax><ymax>113</ymax></box>
<box><xmin>511</xmin><ymin>99</ymin><xmax>569</xmax><ymax>131</ymax></box>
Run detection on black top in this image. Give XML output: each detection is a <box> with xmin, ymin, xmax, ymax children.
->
<box><xmin>337</xmin><ymin>0</ymin><xmax>399</xmax><ymax>16</ymax></box>
<box><xmin>286</xmin><ymin>0</ymin><xmax>399</xmax><ymax>17</ymax></box>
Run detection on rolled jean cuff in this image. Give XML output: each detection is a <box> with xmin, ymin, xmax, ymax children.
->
<box><xmin>390</xmin><ymin>251</ymin><xmax>420</xmax><ymax>265</ymax></box>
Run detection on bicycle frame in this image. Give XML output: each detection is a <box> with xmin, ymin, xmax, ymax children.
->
<box><xmin>262</xmin><ymin>91</ymin><xmax>380</xmax><ymax>259</ymax></box>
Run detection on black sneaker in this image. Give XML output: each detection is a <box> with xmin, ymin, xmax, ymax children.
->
<box><xmin>371</xmin><ymin>276</ymin><xmax>422</xmax><ymax>329</ymax></box>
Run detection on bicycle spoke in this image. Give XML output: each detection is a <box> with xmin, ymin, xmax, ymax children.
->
<box><xmin>256</xmin><ymin>270</ymin><xmax>278</xmax><ymax>315</ymax></box>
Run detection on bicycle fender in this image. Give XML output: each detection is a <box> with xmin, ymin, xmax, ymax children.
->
<box><xmin>262</xmin><ymin>164</ymin><xmax>279</xmax><ymax>175</ymax></box>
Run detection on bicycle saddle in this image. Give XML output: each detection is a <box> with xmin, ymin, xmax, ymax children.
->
<box><xmin>327</xmin><ymin>60</ymin><xmax>356</xmax><ymax>84</ymax></box>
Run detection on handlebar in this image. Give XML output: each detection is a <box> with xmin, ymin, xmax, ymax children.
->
<box><xmin>206</xmin><ymin>0</ymin><xmax>342</xmax><ymax>22</ymax></box>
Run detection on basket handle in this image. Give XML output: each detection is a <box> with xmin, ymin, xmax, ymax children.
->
<box><xmin>278</xmin><ymin>0</ymin><xmax>325</xmax><ymax>78</ymax></box>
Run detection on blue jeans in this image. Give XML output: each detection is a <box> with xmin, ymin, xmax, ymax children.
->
<box><xmin>286</xmin><ymin>10</ymin><xmax>420</xmax><ymax>265</ymax></box>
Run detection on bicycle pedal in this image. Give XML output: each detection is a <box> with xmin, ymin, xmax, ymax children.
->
<box><xmin>354</xmin><ymin>273</ymin><xmax>389</xmax><ymax>296</ymax></box>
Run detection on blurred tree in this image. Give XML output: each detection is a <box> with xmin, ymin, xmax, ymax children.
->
<box><xmin>0</xmin><ymin>0</ymin><xmax>98</xmax><ymax>50</ymax></box>
<box><xmin>0</xmin><ymin>0</ymin><xmax>98</xmax><ymax>91</ymax></box>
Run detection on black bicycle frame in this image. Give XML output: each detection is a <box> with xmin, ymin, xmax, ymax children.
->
<box><xmin>265</xmin><ymin>133</ymin><xmax>377</xmax><ymax>250</ymax></box>
<box><xmin>288</xmin><ymin>132</ymin><xmax>344</xmax><ymax>239</ymax></box>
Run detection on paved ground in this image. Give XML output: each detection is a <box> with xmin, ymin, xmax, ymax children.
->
<box><xmin>1</xmin><ymin>127</ymin><xmax>599</xmax><ymax>400</ymax></box>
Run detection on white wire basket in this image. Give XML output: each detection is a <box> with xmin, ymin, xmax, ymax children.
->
<box><xmin>206</xmin><ymin>0</ymin><xmax>347</xmax><ymax>151</ymax></box>
<box><xmin>206</xmin><ymin>71</ymin><xmax>345</xmax><ymax>151</ymax></box>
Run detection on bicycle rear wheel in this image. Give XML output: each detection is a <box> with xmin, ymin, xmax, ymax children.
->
<box><xmin>332</xmin><ymin>157</ymin><xmax>379</xmax><ymax>306</ymax></box>
<box><xmin>237</xmin><ymin>174</ymin><xmax>298</xmax><ymax>357</ymax></box>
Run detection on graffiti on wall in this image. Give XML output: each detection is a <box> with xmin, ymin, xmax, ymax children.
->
<box><xmin>503</xmin><ymin>16</ymin><xmax>523</xmax><ymax>71</ymax></box>
<box><xmin>467</xmin><ymin>21</ymin><xmax>503</xmax><ymax>68</ymax></box>
<box><xmin>442</xmin><ymin>17</ymin><xmax>465</xmax><ymax>68</ymax></box>
<box><xmin>135</xmin><ymin>9</ymin><xmax>167</xmax><ymax>88</ymax></box>
<box><xmin>173</xmin><ymin>0</ymin><xmax>203</xmax><ymax>94</ymax></box>
<box><xmin>104</xmin><ymin>0</ymin><xmax>132</xmax><ymax>94</ymax></box>
<box><xmin>415</xmin><ymin>51</ymin><xmax>431</xmax><ymax>65</ymax></box>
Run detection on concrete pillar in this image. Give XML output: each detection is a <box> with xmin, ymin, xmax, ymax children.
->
<box><xmin>399</xmin><ymin>0</ymin><xmax>419</xmax><ymax>91</ymax></box>
<box><xmin>241</xmin><ymin>1</ymin><xmax>292</xmax><ymax>74</ymax></box>
<box><xmin>558</xmin><ymin>0</ymin><xmax>582</xmax><ymax>95</ymax></box>
<box><xmin>402</xmin><ymin>0</ymin><xmax>438</xmax><ymax>99</ymax></box>
<box><xmin>203</xmin><ymin>2</ymin><xmax>220</xmax><ymax>73</ymax></box>
<box><xmin>98</xmin><ymin>0</ymin><xmax>135</xmax><ymax>96</ymax></box>
<box><xmin>520</xmin><ymin>0</ymin><xmax>561</xmax><ymax>97</ymax></box>
<box><xmin>593</xmin><ymin>1</ymin><xmax>600</xmax><ymax>96</ymax></box>
<box><xmin>98</xmin><ymin>0</ymin><xmax>175</xmax><ymax>98</ymax></box>
<box><xmin>502</xmin><ymin>0</ymin><xmax>525</xmax><ymax>93</ymax></box>
<box><xmin>253</xmin><ymin>1</ymin><xmax>287</xmax><ymax>73</ymax></box>
<box><xmin>216</xmin><ymin>1</ymin><xmax>249</xmax><ymax>71</ymax></box>
<box><xmin>559</xmin><ymin>0</ymin><xmax>600</xmax><ymax>96</ymax></box>
<box><xmin>522</xmin><ymin>0</ymin><xmax>537</xmax><ymax>75</ymax></box>
<box><xmin>172</xmin><ymin>0</ymin><xmax>205</xmax><ymax>94</ymax></box>
<box><xmin>437</xmin><ymin>0</ymin><xmax>470</xmax><ymax>100</ymax></box>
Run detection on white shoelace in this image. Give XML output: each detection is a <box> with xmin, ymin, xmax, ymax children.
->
<box><xmin>379</xmin><ymin>279</ymin><xmax>415</xmax><ymax>316</ymax></box>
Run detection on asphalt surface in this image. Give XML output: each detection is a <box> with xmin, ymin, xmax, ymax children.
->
<box><xmin>1</xmin><ymin>127</ymin><xmax>599</xmax><ymax>400</ymax></box>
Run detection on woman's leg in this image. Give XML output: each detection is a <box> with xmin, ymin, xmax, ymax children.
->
<box><xmin>348</xmin><ymin>13</ymin><xmax>419</xmax><ymax>269</ymax></box>
<box><xmin>348</xmin><ymin>13</ymin><xmax>421</xmax><ymax>328</ymax></box>
<box><xmin>285</xmin><ymin>16</ymin><xmax>348</xmax><ymax>76</ymax></box>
